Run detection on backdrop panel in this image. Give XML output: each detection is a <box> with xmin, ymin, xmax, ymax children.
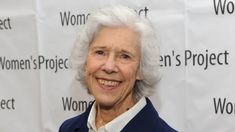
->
<box><xmin>0</xmin><ymin>1</ymin><xmax>41</xmax><ymax>131</ymax></box>
<box><xmin>1</xmin><ymin>0</ymin><xmax>235</xmax><ymax>132</ymax></box>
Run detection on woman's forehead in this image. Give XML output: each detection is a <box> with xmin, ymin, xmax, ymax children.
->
<box><xmin>91</xmin><ymin>27</ymin><xmax>140</xmax><ymax>48</ymax></box>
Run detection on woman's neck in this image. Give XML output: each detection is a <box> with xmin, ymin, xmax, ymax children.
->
<box><xmin>95</xmin><ymin>96</ymin><xmax>136</xmax><ymax>128</ymax></box>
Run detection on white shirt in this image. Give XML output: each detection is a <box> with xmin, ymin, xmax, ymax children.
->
<box><xmin>87</xmin><ymin>97</ymin><xmax>146</xmax><ymax>132</ymax></box>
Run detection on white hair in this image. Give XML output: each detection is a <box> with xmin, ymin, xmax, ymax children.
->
<box><xmin>70</xmin><ymin>5</ymin><xmax>160</xmax><ymax>99</ymax></box>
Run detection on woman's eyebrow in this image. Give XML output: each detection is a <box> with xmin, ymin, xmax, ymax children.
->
<box><xmin>119</xmin><ymin>49</ymin><xmax>137</xmax><ymax>57</ymax></box>
<box><xmin>90</xmin><ymin>46</ymin><xmax>106</xmax><ymax>50</ymax></box>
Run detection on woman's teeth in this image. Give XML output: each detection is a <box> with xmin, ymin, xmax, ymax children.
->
<box><xmin>98</xmin><ymin>79</ymin><xmax>120</xmax><ymax>86</ymax></box>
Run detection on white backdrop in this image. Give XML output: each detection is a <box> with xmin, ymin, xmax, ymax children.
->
<box><xmin>1</xmin><ymin>0</ymin><xmax>235</xmax><ymax>132</ymax></box>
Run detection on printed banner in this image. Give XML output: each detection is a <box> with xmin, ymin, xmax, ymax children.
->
<box><xmin>1</xmin><ymin>0</ymin><xmax>235</xmax><ymax>131</ymax></box>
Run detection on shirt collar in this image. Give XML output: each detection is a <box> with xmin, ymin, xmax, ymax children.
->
<box><xmin>87</xmin><ymin>97</ymin><xmax>146</xmax><ymax>132</ymax></box>
<box><xmin>87</xmin><ymin>101</ymin><xmax>97</xmax><ymax>131</ymax></box>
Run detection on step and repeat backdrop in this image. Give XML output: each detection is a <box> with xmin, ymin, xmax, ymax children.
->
<box><xmin>1</xmin><ymin>0</ymin><xmax>235</xmax><ymax>131</ymax></box>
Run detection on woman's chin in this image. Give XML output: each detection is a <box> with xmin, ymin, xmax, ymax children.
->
<box><xmin>95</xmin><ymin>97</ymin><xmax>117</xmax><ymax>108</ymax></box>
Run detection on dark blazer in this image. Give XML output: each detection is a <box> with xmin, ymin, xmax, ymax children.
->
<box><xmin>59</xmin><ymin>98</ymin><xmax>177</xmax><ymax>132</ymax></box>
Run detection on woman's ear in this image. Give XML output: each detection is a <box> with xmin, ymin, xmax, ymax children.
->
<box><xmin>83</xmin><ymin>61</ymin><xmax>87</xmax><ymax>73</ymax></box>
<box><xmin>136</xmin><ymin>69</ymin><xmax>142</xmax><ymax>80</ymax></box>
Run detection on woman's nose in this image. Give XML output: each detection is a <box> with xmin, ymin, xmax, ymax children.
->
<box><xmin>101</xmin><ymin>55</ymin><xmax>118</xmax><ymax>73</ymax></box>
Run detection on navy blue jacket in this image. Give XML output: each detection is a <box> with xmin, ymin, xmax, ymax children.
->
<box><xmin>59</xmin><ymin>98</ymin><xmax>177</xmax><ymax>132</ymax></box>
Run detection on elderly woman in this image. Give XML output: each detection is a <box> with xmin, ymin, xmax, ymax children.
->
<box><xmin>59</xmin><ymin>6</ymin><xmax>177</xmax><ymax>132</ymax></box>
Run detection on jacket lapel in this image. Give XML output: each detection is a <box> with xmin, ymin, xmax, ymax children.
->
<box><xmin>121</xmin><ymin>98</ymin><xmax>160</xmax><ymax>132</ymax></box>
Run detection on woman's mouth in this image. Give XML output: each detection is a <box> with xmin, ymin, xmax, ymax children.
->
<box><xmin>97</xmin><ymin>78</ymin><xmax>121</xmax><ymax>87</ymax></box>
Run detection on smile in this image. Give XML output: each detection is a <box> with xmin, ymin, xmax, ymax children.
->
<box><xmin>97</xmin><ymin>78</ymin><xmax>121</xmax><ymax>87</ymax></box>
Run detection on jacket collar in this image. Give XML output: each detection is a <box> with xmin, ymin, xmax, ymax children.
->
<box><xmin>72</xmin><ymin>98</ymin><xmax>165</xmax><ymax>132</ymax></box>
<box><xmin>72</xmin><ymin>101</ymin><xmax>94</xmax><ymax>132</ymax></box>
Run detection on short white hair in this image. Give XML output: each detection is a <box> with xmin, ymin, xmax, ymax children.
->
<box><xmin>70</xmin><ymin>5</ymin><xmax>160</xmax><ymax>99</ymax></box>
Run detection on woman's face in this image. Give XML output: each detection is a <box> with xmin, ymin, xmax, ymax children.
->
<box><xmin>85</xmin><ymin>26</ymin><xmax>141</xmax><ymax>107</ymax></box>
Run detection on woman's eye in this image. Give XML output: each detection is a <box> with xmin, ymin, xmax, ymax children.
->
<box><xmin>95</xmin><ymin>50</ymin><xmax>105</xmax><ymax>55</ymax></box>
<box><xmin>120</xmin><ymin>54</ymin><xmax>130</xmax><ymax>59</ymax></box>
